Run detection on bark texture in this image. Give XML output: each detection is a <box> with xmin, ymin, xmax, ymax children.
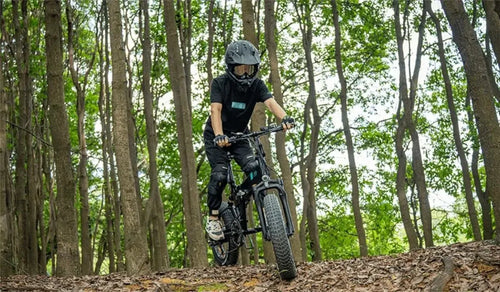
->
<box><xmin>163</xmin><ymin>0</ymin><xmax>207</xmax><ymax>267</ymax></box>
<box><xmin>108</xmin><ymin>0</ymin><xmax>150</xmax><ymax>275</ymax></box>
<box><xmin>331</xmin><ymin>0</ymin><xmax>368</xmax><ymax>257</ymax></box>
<box><xmin>441</xmin><ymin>0</ymin><xmax>500</xmax><ymax>243</ymax></box>
<box><xmin>45</xmin><ymin>0</ymin><xmax>81</xmax><ymax>276</ymax></box>
<box><xmin>264</xmin><ymin>0</ymin><xmax>303</xmax><ymax>263</ymax></box>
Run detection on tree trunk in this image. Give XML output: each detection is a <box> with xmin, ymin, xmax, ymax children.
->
<box><xmin>20</xmin><ymin>0</ymin><xmax>37</xmax><ymax>271</ymax></box>
<box><xmin>99</xmin><ymin>86</ymin><xmax>116</xmax><ymax>274</ymax></box>
<box><xmin>163</xmin><ymin>0</ymin><xmax>207</xmax><ymax>268</ymax></box>
<box><xmin>12</xmin><ymin>0</ymin><xmax>30</xmax><ymax>274</ymax></box>
<box><xmin>392</xmin><ymin>0</ymin><xmax>419</xmax><ymax>251</ymax></box>
<box><xmin>241</xmin><ymin>0</ymin><xmax>274</xmax><ymax>264</ymax></box>
<box><xmin>26</xmin><ymin>132</ymin><xmax>37</xmax><ymax>274</ymax></box>
<box><xmin>468</xmin><ymin>90</ymin><xmax>494</xmax><ymax>239</ymax></box>
<box><xmin>331</xmin><ymin>0</ymin><xmax>368</xmax><ymax>257</ymax></box>
<box><xmin>481</xmin><ymin>1</ymin><xmax>500</xmax><ymax>105</ymax></box>
<box><xmin>0</xmin><ymin>8</ymin><xmax>13</xmax><ymax>274</ymax></box>
<box><xmin>482</xmin><ymin>0</ymin><xmax>500</xmax><ymax>70</ymax></box>
<box><xmin>427</xmin><ymin>2</ymin><xmax>482</xmax><ymax>241</ymax></box>
<box><xmin>469</xmin><ymin>116</ymin><xmax>494</xmax><ymax>239</ymax></box>
<box><xmin>407</xmin><ymin>2</ymin><xmax>433</xmax><ymax>248</ymax></box>
<box><xmin>108</xmin><ymin>0</ymin><xmax>150</xmax><ymax>275</ymax></box>
<box><xmin>441</xmin><ymin>0</ymin><xmax>500</xmax><ymax>243</ymax></box>
<box><xmin>293</xmin><ymin>0</ymin><xmax>322</xmax><ymax>261</ymax></box>
<box><xmin>264</xmin><ymin>0</ymin><xmax>303</xmax><ymax>263</ymax></box>
<box><xmin>45</xmin><ymin>0</ymin><xmax>81</xmax><ymax>276</ymax></box>
<box><xmin>41</xmin><ymin>98</ymin><xmax>55</xmax><ymax>275</ymax></box>
<box><xmin>141</xmin><ymin>0</ymin><xmax>169</xmax><ymax>271</ymax></box>
<box><xmin>298</xmin><ymin>162</ymin><xmax>309</xmax><ymax>261</ymax></box>
<box><xmin>177</xmin><ymin>0</ymin><xmax>193</xmax><ymax>106</ymax></box>
<box><xmin>66</xmin><ymin>3</ymin><xmax>94</xmax><ymax>274</ymax></box>
<box><xmin>103</xmin><ymin>1</ymin><xmax>125</xmax><ymax>271</ymax></box>
<box><xmin>206</xmin><ymin>0</ymin><xmax>216</xmax><ymax>88</ymax></box>
<box><xmin>97</xmin><ymin>1</ymin><xmax>116</xmax><ymax>273</ymax></box>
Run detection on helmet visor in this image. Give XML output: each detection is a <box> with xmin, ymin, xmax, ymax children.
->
<box><xmin>233</xmin><ymin>64</ymin><xmax>256</xmax><ymax>78</ymax></box>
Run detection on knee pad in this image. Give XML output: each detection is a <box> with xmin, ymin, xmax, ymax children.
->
<box><xmin>208</xmin><ymin>164</ymin><xmax>228</xmax><ymax>196</ymax></box>
<box><xmin>242</xmin><ymin>158</ymin><xmax>260</xmax><ymax>182</ymax></box>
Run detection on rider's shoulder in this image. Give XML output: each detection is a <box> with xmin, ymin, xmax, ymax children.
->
<box><xmin>214</xmin><ymin>73</ymin><xmax>231</xmax><ymax>83</ymax></box>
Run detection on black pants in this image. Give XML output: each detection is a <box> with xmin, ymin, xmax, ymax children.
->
<box><xmin>204</xmin><ymin>126</ymin><xmax>260</xmax><ymax>215</ymax></box>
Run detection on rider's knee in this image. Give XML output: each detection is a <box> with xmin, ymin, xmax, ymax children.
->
<box><xmin>208</xmin><ymin>164</ymin><xmax>228</xmax><ymax>195</ymax></box>
<box><xmin>242</xmin><ymin>158</ymin><xmax>260</xmax><ymax>181</ymax></box>
<box><xmin>211</xmin><ymin>164</ymin><xmax>228</xmax><ymax>181</ymax></box>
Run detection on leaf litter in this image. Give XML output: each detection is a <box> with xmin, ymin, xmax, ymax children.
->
<box><xmin>1</xmin><ymin>240</ymin><xmax>499</xmax><ymax>291</ymax></box>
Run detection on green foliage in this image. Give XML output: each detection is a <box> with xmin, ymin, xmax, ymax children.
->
<box><xmin>319</xmin><ymin>210</ymin><xmax>360</xmax><ymax>259</ymax></box>
<box><xmin>3</xmin><ymin>0</ymin><xmax>497</xmax><ymax>274</ymax></box>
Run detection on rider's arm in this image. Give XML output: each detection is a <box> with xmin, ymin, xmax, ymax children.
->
<box><xmin>210</xmin><ymin>102</ymin><xmax>224</xmax><ymax>136</ymax></box>
<box><xmin>264</xmin><ymin>98</ymin><xmax>294</xmax><ymax>131</ymax></box>
<box><xmin>211</xmin><ymin>102</ymin><xmax>230</xmax><ymax>146</ymax></box>
<box><xmin>264</xmin><ymin>98</ymin><xmax>287</xmax><ymax>120</ymax></box>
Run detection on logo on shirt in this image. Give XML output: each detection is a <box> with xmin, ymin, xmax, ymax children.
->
<box><xmin>232</xmin><ymin>102</ymin><xmax>246</xmax><ymax>110</ymax></box>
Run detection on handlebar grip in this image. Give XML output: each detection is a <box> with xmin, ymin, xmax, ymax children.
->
<box><xmin>260</xmin><ymin>124</ymin><xmax>283</xmax><ymax>132</ymax></box>
<box><xmin>227</xmin><ymin>124</ymin><xmax>283</xmax><ymax>143</ymax></box>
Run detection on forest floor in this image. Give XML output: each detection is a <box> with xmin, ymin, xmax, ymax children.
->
<box><xmin>1</xmin><ymin>240</ymin><xmax>499</xmax><ymax>291</ymax></box>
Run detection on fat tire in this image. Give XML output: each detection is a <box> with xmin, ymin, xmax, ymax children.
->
<box><xmin>211</xmin><ymin>202</ymin><xmax>239</xmax><ymax>266</ymax></box>
<box><xmin>263</xmin><ymin>193</ymin><xmax>297</xmax><ymax>280</ymax></box>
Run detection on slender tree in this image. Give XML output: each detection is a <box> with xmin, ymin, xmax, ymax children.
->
<box><xmin>12</xmin><ymin>0</ymin><xmax>30</xmax><ymax>274</ymax></box>
<box><xmin>66</xmin><ymin>2</ymin><xmax>95</xmax><ymax>274</ymax></box>
<box><xmin>163</xmin><ymin>0</ymin><xmax>207</xmax><ymax>267</ymax></box>
<box><xmin>331</xmin><ymin>0</ymin><xmax>368</xmax><ymax>257</ymax></box>
<box><xmin>96</xmin><ymin>1</ymin><xmax>116</xmax><ymax>273</ymax></box>
<box><xmin>140</xmin><ymin>0</ymin><xmax>169</xmax><ymax>271</ymax></box>
<box><xmin>426</xmin><ymin>1</ymin><xmax>482</xmax><ymax>241</ymax></box>
<box><xmin>263</xmin><ymin>0</ymin><xmax>303</xmax><ymax>263</ymax></box>
<box><xmin>293</xmin><ymin>0</ymin><xmax>322</xmax><ymax>261</ymax></box>
<box><xmin>0</xmin><ymin>1</ymin><xmax>13</xmax><ymax>275</ymax></box>
<box><xmin>482</xmin><ymin>0</ymin><xmax>500</xmax><ymax>70</ymax></box>
<box><xmin>104</xmin><ymin>1</ymin><xmax>125</xmax><ymax>272</ymax></box>
<box><xmin>241</xmin><ymin>0</ymin><xmax>275</xmax><ymax>264</ymax></box>
<box><xmin>441</xmin><ymin>0</ymin><xmax>500</xmax><ymax>243</ymax></box>
<box><xmin>392</xmin><ymin>0</ymin><xmax>419</xmax><ymax>250</ymax></box>
<box><xmin>467</xmin><ymin>93</ymin><xmax>494</xmax><ymax>239</ymax></box>
<box><xmin>481</xmin><ymin>0</ymin><xmax>500</xmax><ymax>104</ymax></box>
<box><xmin>45</xmin><ymin>0</ymin><xmax>81</xmax><ymax>276</ymax></box>
<box><xmin>206</xmin><ymin>0</ymin><xmax>216</xmax><ymax>88</ymax></box>
<box><xmin>108</xmin><ymin>0</ymin><xmax>150</xmax><ymax>275</ymax></box>
<box><xmin>406</xmin><ymin>1</ymin><xmax>433</xmax><ymax>248</ymax></box>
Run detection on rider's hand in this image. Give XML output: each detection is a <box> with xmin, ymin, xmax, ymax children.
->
<box><xmin>281</xmin><ymin>116</ymin><xmax>295</xmax><ymax>131</ymax></box>
<box><xmin>214</xmin><ymin>134</ymin><xmax>230</xmax><ymax>147</ymax></box>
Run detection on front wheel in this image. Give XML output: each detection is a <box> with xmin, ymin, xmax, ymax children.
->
<box><xmin>263</xmin><ymin>193</ymin><xmax>297</xmax><ymax>280</ymax></box>
<box><xmin>211</xmin><ymin>202</ymin><xmax>239</xmax><ymax>266</ymax></box>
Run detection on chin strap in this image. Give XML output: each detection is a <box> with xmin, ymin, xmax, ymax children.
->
<box><xmin>227</xmin><ymin>69</ymin><xmax>255</xmax><ymax>92</ymax></box>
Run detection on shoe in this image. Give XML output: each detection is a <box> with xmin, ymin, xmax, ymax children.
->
<box><xmin>206</xmin><ymin>218</ymin><xmax>224</xmax><ymax>241</ymax></box>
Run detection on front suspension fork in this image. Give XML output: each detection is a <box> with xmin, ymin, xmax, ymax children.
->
<box><xmin>253</xmin><ymin>177</ymin><xmax>295</xmax><ymax>241</ymax></box>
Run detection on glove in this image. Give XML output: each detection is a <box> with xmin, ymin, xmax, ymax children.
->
<box><xmin>281</xmin><ymin>116</ymin><xmax>295</xmax><ymax>130</ymax></box>
<box><xmin>213</xmin><ymin>134</ymin><xmax>229</xmax><ymax>147</ymax></box>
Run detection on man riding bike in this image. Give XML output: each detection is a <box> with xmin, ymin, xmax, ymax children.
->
<box><xmin>203</xmin><ymin>39</ymin><xmax>294</xmax><ymax>240</ymax></box>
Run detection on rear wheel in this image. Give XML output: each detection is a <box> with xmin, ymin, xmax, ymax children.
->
<box><xmin>263</xmin><ymin>193</ymin><xmax>297</xmax><ymax>280</ymax></box>
<box><xmin>211</xmin><ymin>202</ymin><xmax>239</xmax><ymax>266</ymax></box>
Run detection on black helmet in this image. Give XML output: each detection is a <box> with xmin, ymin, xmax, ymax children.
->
<box><xmin>225</xmin><ymin>40</ymin><xmax>260</xmax><ymax>90</ymax></box>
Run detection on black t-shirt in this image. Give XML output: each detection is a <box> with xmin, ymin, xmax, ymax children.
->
<box><xmin>206</xmin><ymin>73</ymin><xmax>272</xmax><ymax>134</ymax></box>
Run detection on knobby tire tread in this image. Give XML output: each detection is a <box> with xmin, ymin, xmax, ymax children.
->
<box><xmin>263</xmin><ymin>193</ymin><xmax>297</xmax><ymax>280</ymax></box>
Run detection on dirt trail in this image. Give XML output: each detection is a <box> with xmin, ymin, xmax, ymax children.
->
<box><xmin>1</xmin><ymin>241</ymin><xmax>499</xmax><ymax>291</ymax></box>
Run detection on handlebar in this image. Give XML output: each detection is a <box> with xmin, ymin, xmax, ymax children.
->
<box><xmin>227</xmin><ymin>124</ymin><xmax>284</xmax><ymax>144</ymax></box>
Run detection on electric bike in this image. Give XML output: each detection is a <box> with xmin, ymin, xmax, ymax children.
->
<box><xmin>208</xmin><ymin>125</ymin><xmax>297</xmax><ymax>280</ymax></box>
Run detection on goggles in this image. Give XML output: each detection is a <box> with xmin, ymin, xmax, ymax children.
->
<box><xmin>233</xmin><ymin>64</ymin><xmax>256</xmax><ymax>78</ymax></box>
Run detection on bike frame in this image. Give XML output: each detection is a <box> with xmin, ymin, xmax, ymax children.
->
<box><xmin>222</xmin><ymin>125</ymin><xmax>295</xmax><ymax>243</ymax></box>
